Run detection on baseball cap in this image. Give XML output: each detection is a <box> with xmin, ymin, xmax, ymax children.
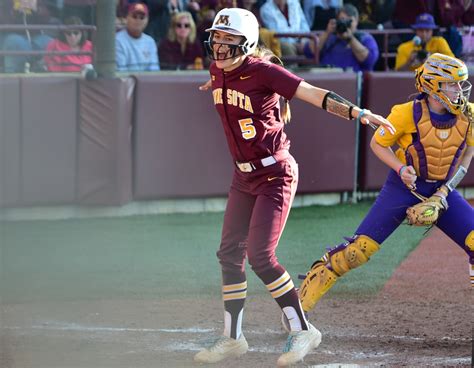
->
<box><xmin>412</xmin><ymin>13</ymin><xmax>437</xmax><ymax>29</ymax></box>
<box><xmin>128</xmin><ymin>2</ymin><xmax>149</xmax><ymax>16</ymax></box>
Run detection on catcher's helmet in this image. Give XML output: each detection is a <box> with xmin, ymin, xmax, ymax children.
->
<box><xmin>205</xmin><ymin>8</ymin><xmax>259</xmax><ymax>60</ymax></box>
<box><xmin>415</xmin><ymin>53</ymin><xmax>471</xmax><ymax>115</ymax></box>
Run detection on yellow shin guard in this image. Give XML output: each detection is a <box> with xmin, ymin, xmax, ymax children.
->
<box><xmin>300</xmin><ymin>235</ymin><xmax>380</xmax><ymax>313</ymax></box>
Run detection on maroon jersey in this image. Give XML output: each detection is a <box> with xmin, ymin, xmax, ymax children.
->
<box><xmin>209</xmin><ymin>56</ymin><xmax>303</xmax><ymax>163</ymax></box>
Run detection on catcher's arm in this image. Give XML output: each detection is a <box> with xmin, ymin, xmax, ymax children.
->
<box><xmin>369</xmin><ymin>135</ymin><xmax>417</xmax><ymax>189</ymax></box>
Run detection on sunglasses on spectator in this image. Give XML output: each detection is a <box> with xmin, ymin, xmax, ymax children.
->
<box><xmin>64</xmin><ymin>30</ymin><xmax>81</xmax><ymax>36</ymax></box>
<box><xmin>131</xmin><ymin>13</ymin><xmax>146</xmax><ymax>20</ymax></box>
<box><xmin>176</xmin><ymin>23</ymin><xmax>191</xmax><ymax>29</ymax></box>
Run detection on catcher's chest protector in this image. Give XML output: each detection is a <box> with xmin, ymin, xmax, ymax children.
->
<box><xmin>406</xmin><ymin>98</ymin><xmax>470</xmax><ymax>180</ymax></box>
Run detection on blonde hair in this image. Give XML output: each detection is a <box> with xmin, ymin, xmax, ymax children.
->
<box><xmin>464</xmin><ymin>102</ymin><xmax>474</xmax><ymax>125</ymax></box>
<box><xmin>168</xmin><ymin>12</ymin><xmax>196</xmax><ymax>44</ymax></box>
<box><xmin>252</xmin><ymin>46</ymin><xmax>291</xmax><ymax>124</ymax></box>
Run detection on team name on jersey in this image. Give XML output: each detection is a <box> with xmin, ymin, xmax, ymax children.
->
<box><xmin>212</xmin><ymin>88</ymin><xmax>254</xmax><ymax>113</ymax></box>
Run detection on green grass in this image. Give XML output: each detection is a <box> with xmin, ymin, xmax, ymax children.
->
<box><xmin>0</xmin><ymin>202</ymin><xmax>426</xmax><ymax>303</ymax></box>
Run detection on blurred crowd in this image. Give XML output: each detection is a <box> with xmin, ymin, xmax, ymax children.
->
<box><xmin>1</xmin><ymin>0</ymin><xmax>474</xmax><ymax>73</ymax></box>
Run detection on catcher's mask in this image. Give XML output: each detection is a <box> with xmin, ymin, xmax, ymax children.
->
<box><xmin>204</xmin><ymin>8</ymin><xmax>259</xmax><ymax>61</ymax></box>
<box><xmin>415</xmin><ymin>53</ymin><xmax>472</xmax><ymax>115</ymax></box>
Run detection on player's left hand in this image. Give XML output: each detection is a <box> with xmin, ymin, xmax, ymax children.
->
<box><xmin>406</xmin><ymin>191</ymin><xmax>448</xmax><ymax>226</ymax></box>
<box><xmin>359</xmin><ymin>110</ymin><xmax>396</xmax><ymax>135</ymax></box>
<box><xmin>199</xmin><ymin>79</ymin><xmax>212</xmax><ymax>91</ymax></box>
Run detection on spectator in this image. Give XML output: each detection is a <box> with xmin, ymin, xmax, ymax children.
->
<box><xmin>116</xmin><ymin>2</ymin><xmax>160</xmax><ymax>71</ymax></box>
<box><xmin>345</xmin><ymin>0</ymin><xmax>395</xmax><ymax>30</ymax></box>
<box><xmin>303</xmin><ymin>0</ymin><xmax>341</xmax><ymax>31</ymax></box>
<box><xmin>259</xmin><ymin>0</ymin><xmax>310</xmax><ymax>56</ymax></box>
<box><xmin>2</xmin><ymin>1</ymin><xmax>57</xmax><ymax>73</ymax></box>
<box><xmin>392</xmin><ymin>0</ymin><xmax>433</xmax><ymax>29</ymax></box>
<box><xmin>434</xmin><ymin>0</ymin><xmax>465</xmax><ymax>27</ymax></box>
<box><xmin>240</xmin><ymin>0</ymin><xmax>282</xmax><ymax>57</ymax></box>
<box><xmin>318</xmin><ymin>4</ymin><xmax>379</xmax><ymax>71</ymax></box>
<box><xmin>395</xmin><ymin>13</ymin><xmax>454</xmax><ymax>71</ymax></box>
<box><xmin>44</xmin><ymin>16</ymin><xmax>92</xmax><ymax>72</ymax></box>
<box><xmin>159</xmin><ymin>11</ymin><xmax>204</xmax><ymax>69</ymax></box>
<box><xmin>145</xmin><ymin>0</ymin><xmax>199</xmax><ymax>44</ymax></box>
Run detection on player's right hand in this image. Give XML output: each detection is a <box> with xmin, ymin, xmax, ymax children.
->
<box><xmin>400</xmin><ymin>165</ymin><xmax>417</xmax><ymax>190</ymax></box>
<box><xmin>199</xmin><ymin>79</ymin><xmax>212</xmax><ymax>91</ymax></box>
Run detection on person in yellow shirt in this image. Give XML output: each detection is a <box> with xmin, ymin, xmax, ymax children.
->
<box><xmin>395</xmin><ymin>13</ymin><xmax>454</xmax><ymax>71</ymax></box>
<box><xmin>296</xmin><ymin>53</ymin><xmax>474</xmax><ymax>316</ymax></box>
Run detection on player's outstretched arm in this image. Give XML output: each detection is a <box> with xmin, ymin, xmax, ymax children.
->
<box><xmin>199</xmin><ymin>79</ymin><xmax>212</xmax><ymax>91</ymax></box>
<box><xmin>294</xmin><ymin>81</ymin><xmax>396</xmax><ymax>134</ymax></box>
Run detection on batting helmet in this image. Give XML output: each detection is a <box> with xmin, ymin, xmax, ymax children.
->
<box><xmin>205</xmin><ymin>8</ymin><xmax>259</xmax><ymax>60</ymax></box>
<box><xmin>415</xmin><ymin>53</ymin><xmax>472</xmax><ymax>115</ymax></box>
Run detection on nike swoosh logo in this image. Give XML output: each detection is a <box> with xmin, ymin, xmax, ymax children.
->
<box><xmin>267</xmin><ymin>176</ymin><xmax>279</xmax><ymax>181</ymax></box>
<box><xmin>240</xmin><ymin>75</ymin><xmax>252</xmax><ymax>80</ymax></box>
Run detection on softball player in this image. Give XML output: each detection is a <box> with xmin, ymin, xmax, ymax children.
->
<box><xmin>300</xmin><ymin>53</ymin><xmax>474</xmax><ymax>314</ymax></box>
<box><xmin>193</xmin><ymin>8</ymin><xmax>395</xmax><ymax>366</ymax></box>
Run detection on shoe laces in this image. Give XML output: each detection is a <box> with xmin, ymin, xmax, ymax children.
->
<box><xmin>283</xmin><ymin>334</ymin><xmax>295</xmax><ymax>353</ymax></box>
<box><xmin>209</xmin><ymin>336</ymin><xmax>230</xmax><ymax>351</ymax></box>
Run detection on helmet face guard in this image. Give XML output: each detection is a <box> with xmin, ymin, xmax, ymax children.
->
<box><xmin>204</xmin><ymin>36</ymin><xmax>247</xmax><ymax>61</ymax></box>
<box><xmin>416</xmin><ymin>53</ymin><xmax>471</xmax><ymax>115</ymax></box>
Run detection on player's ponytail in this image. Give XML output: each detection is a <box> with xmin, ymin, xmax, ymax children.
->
<box><xmin>464</xmin><ymin>102</ymin><xmax>474</xmax><ymax>126</ymax></box>
<box><xmin>252</xmin><ymin>46</ymin><xmax>292</xmax><ymax>124</ymax></box>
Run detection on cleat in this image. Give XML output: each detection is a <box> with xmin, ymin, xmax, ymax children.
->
<box><xmin>277</xmin><ymin>324</ymin><xmax>321</xmax><ymax>367</ymax></box>
<box><xmin>194</xmin><ymin>334</ymin><xmax>248</xmax><ymax>363</ymax></box>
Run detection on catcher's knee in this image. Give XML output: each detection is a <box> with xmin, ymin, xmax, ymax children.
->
<box><xmin>465</xmin><ymin>231</ymin><xmax>474</xmax><ymax>251</ymax></box>
<box><xmin>299</xmin><ymin>235</ymin><xmax>380</xmax><ymax>312</ymax></box>
<box><xmin>327</xmin><ymin>235</ymin><xmax>380</xmax><ymax>276</ymax></box>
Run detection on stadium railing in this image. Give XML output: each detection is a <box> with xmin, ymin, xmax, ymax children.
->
<box><xmin>0</xmin><ymin>24</ymin><xmax>96</xmax><ymax>71</ymax></box>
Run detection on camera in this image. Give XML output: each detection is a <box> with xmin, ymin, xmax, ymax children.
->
<box><xmin>336</xmin><ymin>19</ymin><xmax>352</xmax><ymax>34</ymax></box>
<box><xmin>416</xmin><ymin>49</ymin><xmax>428</xmax><ymax>61</ymax></box>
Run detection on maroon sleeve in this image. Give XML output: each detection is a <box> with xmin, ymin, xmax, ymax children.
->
<box><xmin>258</xmin><ymin>62</ymin><xmax>303</xmax><ymax>100</ymax></box>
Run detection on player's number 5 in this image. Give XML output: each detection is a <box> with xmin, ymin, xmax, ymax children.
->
<box><xmin>238</xmin><ymin>118</ymin><xmax>256</xmax><ymax>140</ymax></box>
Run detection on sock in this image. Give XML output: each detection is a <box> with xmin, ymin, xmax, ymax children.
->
<box><xmin>259</xmin><ymin>265</ymin><xmax>308</xmax><ymax>331</ymax></box>
<box><xmin>222</xmin><ymin>273</ymin><xmax>247</xmax><ymax>339</ymax></box>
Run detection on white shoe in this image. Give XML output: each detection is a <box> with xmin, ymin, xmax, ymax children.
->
<box><xmin>277</xmin><ymin>324</ymin><xmax>322</xmax><ymax>367</ymax></box>
<box><xmin>194</xmin><ymin>334</ymin><xmax>248</xmax><ymax>364</ymax></box>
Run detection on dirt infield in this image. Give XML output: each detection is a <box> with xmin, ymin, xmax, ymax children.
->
<box><xmin>1</xmin><ymin>228</ymin><xmax>472</xmax><ymax>368</ymax></box>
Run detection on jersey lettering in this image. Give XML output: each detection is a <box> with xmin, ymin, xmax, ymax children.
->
<box><xmin>212</xmin><ymin>88</ymin><xmax>254</xmax><ymax>113</ymax></box>
<box><xmin>238</xmin><ymin>118</ymin><xmax>257</xmax><ymax>140</ymax></box>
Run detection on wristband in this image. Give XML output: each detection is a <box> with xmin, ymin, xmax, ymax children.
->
<box><xmin>397</xmin><ymin>165</ymin><xmax>407</xmax><ymax>177</ymax></box>
<box><xmin>445</xmin><ymin>165</ymin><xmax>467</xmax><ymax>192</ymax></box>
<box><xmin>356</xmin><ymin>109</ymin><xmax>368</xmax><ymax>124</ymax></box>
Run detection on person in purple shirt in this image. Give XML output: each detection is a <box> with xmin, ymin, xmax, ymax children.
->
<box><xmin>318</xmin><ymin>4</ymin><xmax>379</xmax><ymax>71</ymax></box>
<box><xmin>193</xmin><ymin>7</ymin><xmax>395</xmax><ymax>367</ymax></box>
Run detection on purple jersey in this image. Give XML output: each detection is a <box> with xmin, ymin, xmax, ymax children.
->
<box><xmin>209</xmin><ymin>56</ymin><xmax>303</xmax><ymax>163</ymax></box>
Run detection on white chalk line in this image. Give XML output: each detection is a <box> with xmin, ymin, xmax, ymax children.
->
<box><xmin>2</xmin><ymin>321</ymin><xmax>471</xmax><ymax>366</ymax></box>
<box><xmin>2</xmin><ymin>321</ymin><xmax>469</xmax><ymax>342</ymax></box>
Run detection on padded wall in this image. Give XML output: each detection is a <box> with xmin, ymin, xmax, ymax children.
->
<box><xmin>0</xmin><ymin>78</ymin><xmax>21</xmax><ymax>207</ymax></box>
<box><xmin>133</xmin><ymin>73</ymin><xmax>233</xmax><ymax>199</ymax></box>
<box><xmin>76</xmin><ymin>78</ymin><xmax>134</xmax><ymax>205</ymax></box>
<box><xmin>286</xmin><ymin>72</ymin><xmax>358</xmax><ymax>193</ymax></box>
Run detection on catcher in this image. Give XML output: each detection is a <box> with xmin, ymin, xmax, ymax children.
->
<box><xmin>300</xmin><ymin>53</ymin><xmax>474</xmax><ymax>313</ymax></box>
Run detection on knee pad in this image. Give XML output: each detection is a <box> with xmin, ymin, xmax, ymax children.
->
<box><xmin>465</xmin><ymin>231</ymin><xmax>474</xmax><ymax>251</ymax></box>
<box><xmin>327</xmin><ymin>235</ymin><xmax>380</xmax><ymax>276</ymax></box>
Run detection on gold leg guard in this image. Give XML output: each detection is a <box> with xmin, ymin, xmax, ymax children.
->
<box><xmin>300</xmin><ymin>261</ymin><xmax>338</xmax><ymax>312</ymax></box>
<box><xmin>465</xmin><ymin>231</ymin><xmax>474</xmax><ymax>251</ymax></box>
<box><xmin>329</xmin><ymin>235</ymin><xmax>380</xmax><ymax>276</ymax></box>
<box><xmin>299</xmin><ymin>235</ymin><xmax>380</xmax><ymax>313</ymax></box>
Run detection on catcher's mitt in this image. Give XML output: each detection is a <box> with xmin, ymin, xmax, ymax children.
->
<box><xmin>406</xmin><ymin>194</ymin><xmax>448</xmax><ymax>226</ymax></box>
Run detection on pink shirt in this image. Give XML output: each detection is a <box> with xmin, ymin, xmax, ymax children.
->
<box><xmin>209</xmin><ymin>57</ymin><xmax>302</xmax><ymax>163</ymax></box>
<box><xmin>44</xmin><ymin>39</ymin><xmax>93</xmax><ymax>72</ymax></box>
